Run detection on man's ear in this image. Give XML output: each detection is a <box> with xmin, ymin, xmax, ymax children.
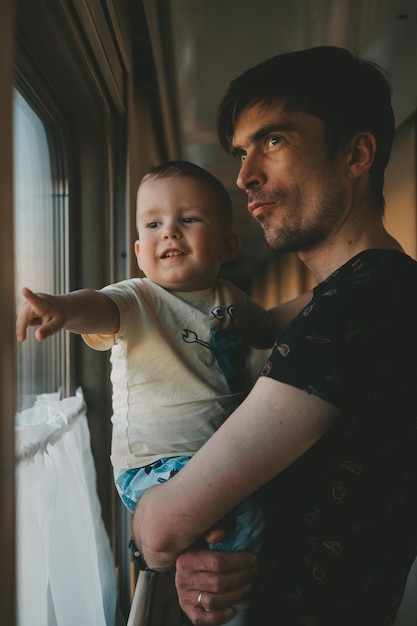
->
<box><xmin>221</xmin><ymin>230</ymin><xmax>241</xmax><ymax>263</ymax></box>
<box><xmin>347</xmin><ymin>132</ymin><xmax>377</xmax><ymax>177</ymax></box>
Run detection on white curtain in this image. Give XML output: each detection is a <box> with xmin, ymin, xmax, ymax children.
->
<box><xmin>395</xmin><ymin>557</ymin><xmax>417</xmax><ymax>626</ymax></box>
<box><xmin>16</xmin><ymin>388</ymin><xmax>117</xmax><ymax>626</ymax></box>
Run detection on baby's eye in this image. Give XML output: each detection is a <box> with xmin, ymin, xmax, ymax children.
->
<box><xmin>147</xmin><ymin>221</ymin><xmax>160</xmax><ymax>229</ymax></box>
<box><xmin>182</xmin><ymin>216</ymin><xmax>199</xmax><ymax>223</ymax></box>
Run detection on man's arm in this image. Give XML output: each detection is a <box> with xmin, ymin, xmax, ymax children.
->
<box><xmin>16</xmin><ymin>286</ymin><xmax>119</xmax><ymax>342</ymax></box>
<box><xmin>133</xmin><ymin>376</ymin><xmax>339</xmax><ymax>571</ymax></box>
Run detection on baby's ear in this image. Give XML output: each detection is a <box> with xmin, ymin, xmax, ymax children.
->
<box><xmin>221</xmin><ymin>230</ymin><xmax>241</xmax><ymax>263</ymax></box>
<box><xmin>134</xmin><ymin>240</ymin><xmax>142</xmax><ymax>269</ymax></box>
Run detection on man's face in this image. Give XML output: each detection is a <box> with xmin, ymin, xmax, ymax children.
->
<box><xmin>231</xmin><ymin>101</ymin><xmax>351</xmax><ymax>256</ymax></box>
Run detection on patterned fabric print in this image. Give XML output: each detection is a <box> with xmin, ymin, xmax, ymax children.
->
<box><xmin>116</xmin><ymin>457</ymin><xmax>264</xmax><ymax>552</ymax></box>
<box><xmin>209</xmin><ymin>497</ymin><xmax>265</xmax><ymax>553</ymax></box>
<box><xmin>211</xmin><ymin>327</ymin><xmax>248</xmax><ymax>393</ymax></box>
<box><xmin>115</xmin><ymin>456</ymin><xmax>191</xmax><ymax>512</ymax></box>
<box><xmin>249</xmin><ymin>250</ymin><xmax>417</xmax><ymax>626</ymax></box>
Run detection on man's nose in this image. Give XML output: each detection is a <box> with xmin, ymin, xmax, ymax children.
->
<box><xmin>236</xmin><ymin>155</ymin><xmax>266</xmax><ymax>191</ymax></box>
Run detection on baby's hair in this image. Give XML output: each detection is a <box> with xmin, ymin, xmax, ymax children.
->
<box><xmin>141</xmin><ymin>160</ymin><xmax>233</xmax><ymax>224</ymax></box>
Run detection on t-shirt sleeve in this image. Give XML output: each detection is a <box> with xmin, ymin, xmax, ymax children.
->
<box><xmin>82</xmin><ymin>280</ymin><xmax>145</xmax><ymax>351</ymax></box>
<box><xmin>82</xmin><ymin>331</ymin><xmax>116</xmax><ymax>351</ymax></box>
<box><xmin>260</xmin><ymin>286</ymin><xmax>381</xmax><ymax>409</ymax></box>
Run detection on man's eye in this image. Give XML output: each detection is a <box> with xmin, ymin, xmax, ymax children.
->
<box><xmin>268</xmin><ymin>136</ymin><xmax>281</xmax><ymax>147</ymax></box>
<box><xmin>233</xmin><ymin>150</ymin><xmax>246</xmax><ymax>163</ymax></box>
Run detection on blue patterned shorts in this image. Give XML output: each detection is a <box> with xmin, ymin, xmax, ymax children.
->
<box><xmin>115</xmin><ymin>456</ymin><xmax>264</xmax><ymax>553</ymax></box>
<box><xmin>114</xmin><ymin>456</ymin><xmax>191</xmax><ymax>513</ymax></box>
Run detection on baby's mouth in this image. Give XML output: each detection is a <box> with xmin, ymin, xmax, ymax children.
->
<box><xmin>161</xmin><ymin>250</ymin><xmax>185</xmax><ymax>258</ymax></box>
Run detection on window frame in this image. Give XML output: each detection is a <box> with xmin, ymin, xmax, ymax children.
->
<box><xmin>0</xmin><ymin>0</ymin><xmax>16</xmax><ymax>622</ymax></box>
<box><xmin>13</xmin><ymin>82</ymin><xmax>71</xmax><ymax>409</ymax></box>
<box><xmin>11</xmin><ymin>0</ymin><xmax>169</xmax><ymax>619</ymax></box>
<box><xmin>13</xmin><ymin>0</ymin><xmax>119</xmax><ymax>551</ymax></box>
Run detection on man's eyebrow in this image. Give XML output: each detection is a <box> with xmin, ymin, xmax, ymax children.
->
<box><xmin>232</xmin><ymin>123</ymin><xmax>296</xmax><ymax>153</ymax></box>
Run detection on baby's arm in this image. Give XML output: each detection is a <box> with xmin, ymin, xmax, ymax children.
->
<box><xmin>245</xmin><ymin>290</ymin><xmax>313</xmax><ymax>349</ymax></box>
<box><xmin>16</xmin><ymin>287</ymin><xmax>119</xmax><ymax>342</ymax></box>
<box><xmin>269</xmin><ymin>290</ymin><xmax>313</xmax><ymax>336</ymax></box>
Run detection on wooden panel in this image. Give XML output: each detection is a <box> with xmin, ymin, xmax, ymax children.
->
<box><xmin>70</xmin><ymin>0</ymin><xmax>126</xmax><ymax>113</ymax></box>
<box><xmin>385</xmin><ymin>116</ymin><xmax>417</xmax><ymax>259</ymax></box>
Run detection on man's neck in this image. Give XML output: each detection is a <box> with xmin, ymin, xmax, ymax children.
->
<box><xmin>299</xmin><ymin>222</ymin><xmax>403</xmax><ymax>283</ymax></box>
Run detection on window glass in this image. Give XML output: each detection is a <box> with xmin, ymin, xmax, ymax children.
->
<box><xmin>13</xmin><ymin>89</ymin><xmax>69</xmax><ymax>410</ymax></box>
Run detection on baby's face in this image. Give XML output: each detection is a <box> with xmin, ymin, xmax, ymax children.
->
<box><xmin>134</xmin><ymin>176</ymin><xmax>231</xmax><ymax>292</ymax></box>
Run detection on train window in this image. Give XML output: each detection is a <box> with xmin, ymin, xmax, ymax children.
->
<box><xmin>13</xmin><ymin>88</ymin><xmax>69</xmax><ymax>411</ymax></box>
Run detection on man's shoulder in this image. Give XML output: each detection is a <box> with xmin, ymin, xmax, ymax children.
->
<box><xmin>320</xmin><ymin>250</ymin><xmax>416</xmax><ymax>294</ymax></box>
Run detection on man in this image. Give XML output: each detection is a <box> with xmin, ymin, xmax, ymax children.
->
<box><xmin>132</xmin><ymin>46</ymin><xmax>417</xmax><ymax>626</ymax></box>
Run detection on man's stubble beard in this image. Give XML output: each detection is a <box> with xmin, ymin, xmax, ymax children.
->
<box><xmin>258</xmin><ymin>212</ymin><xmax>328</xmax><ymax>255</ymax></box>
<box><xmin>256</xmin><ymin>185</ymin><xmax>349</xmax><ymax>255</ymax></box>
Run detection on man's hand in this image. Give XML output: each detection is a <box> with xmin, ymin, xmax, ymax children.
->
<box><xmin>175</xmin><ymin>548</ymin><xmax>257</xmax><ymax>625</ymax></box>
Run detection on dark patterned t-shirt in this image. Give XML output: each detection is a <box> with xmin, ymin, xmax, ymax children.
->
<box><xmin>249</xmin><ymin>250</ymin><xmax>417</xmax><ymax>626</ymax></box>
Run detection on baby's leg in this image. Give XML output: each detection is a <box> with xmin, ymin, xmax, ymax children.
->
<box><xmin>208</xmin><ymin>498</ymin><xmax>264</xmax><ymax>626</ymax></box>
<box><xmin>114</xmin><ymin>456</ymin><xmax>191</xmax><ymax>513</ymax></box>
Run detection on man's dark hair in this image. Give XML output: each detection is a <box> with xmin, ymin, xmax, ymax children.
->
<box><xmin>141</xmin><ymin>160</ymin><xmax>233</xmax><ymax>223</ymax></box>
<box><xmin>217</xmin><ymin>46</ymin><xmax>395</xmax><ymax>212</ymax></box>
